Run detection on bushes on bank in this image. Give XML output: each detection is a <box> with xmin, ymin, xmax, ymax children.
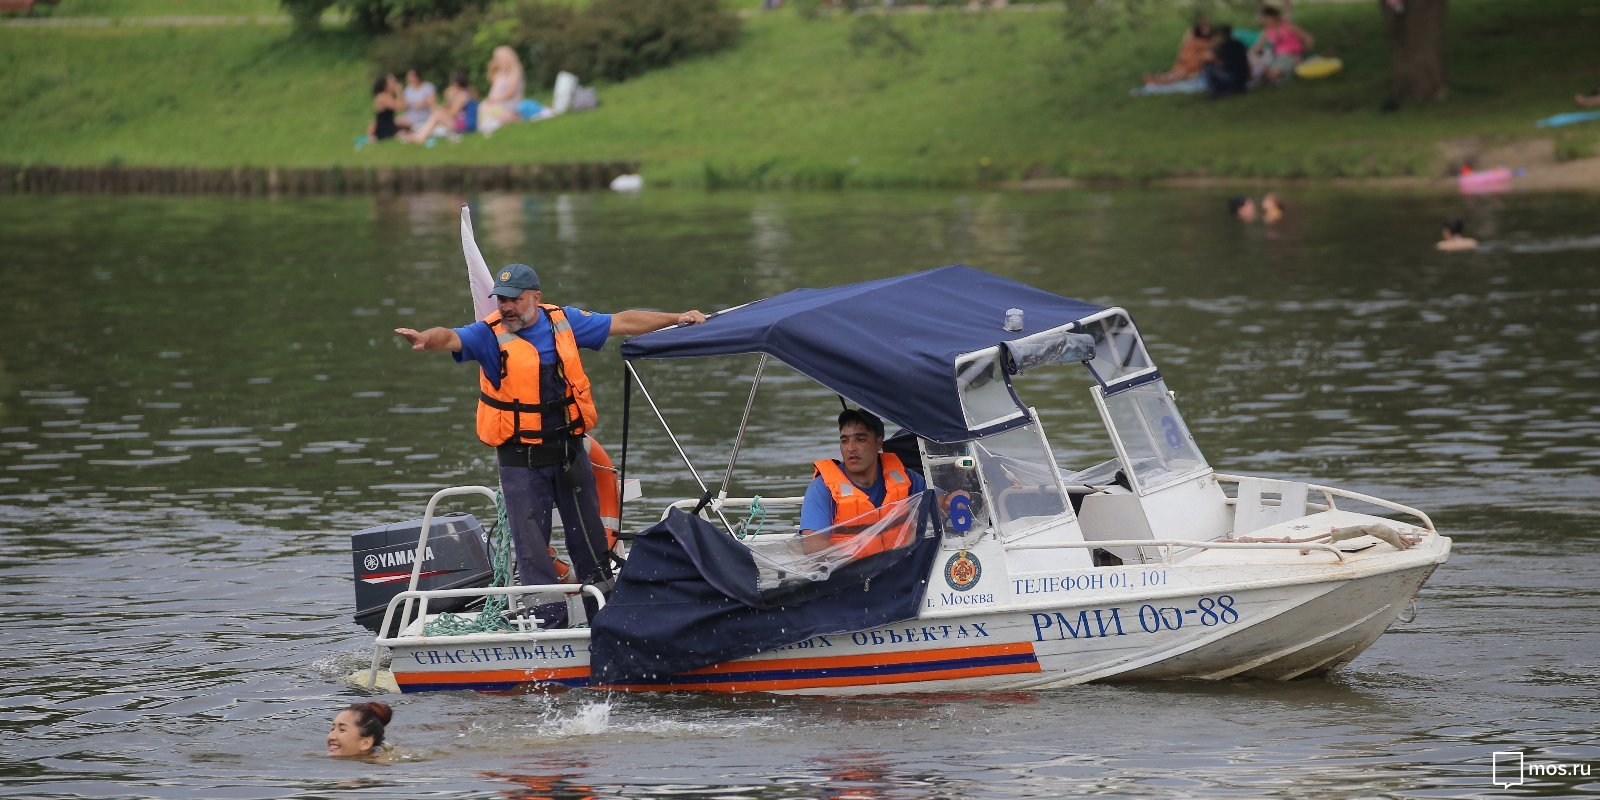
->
<box><xmin>368</xmin><ymin>0</ymin><xmax>740</xmax><ymax>91</ymax></box>
<box><xmin>282</xmin><ymin>0</ymin><xmax>489</xmax><ymax>35</ymax></box>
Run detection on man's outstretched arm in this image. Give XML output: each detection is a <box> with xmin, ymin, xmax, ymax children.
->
<box><xmin>394</xmin><ymin>326</ymin><xmax>463</xmax><ymax>352</ymax></box>
<box><xmin>609</xmin><ymin>309</ymin><xmax>707</xmax><ymax>337</ymax></box>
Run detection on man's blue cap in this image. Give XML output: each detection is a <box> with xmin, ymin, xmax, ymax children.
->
<box><xmin>489</xmin><ymin>263</ymin><xmax>540</xmax><ymax>298</ymax></box>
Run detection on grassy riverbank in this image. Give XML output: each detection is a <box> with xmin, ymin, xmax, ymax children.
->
<box><xmin>3</xmin><ymin>0</ymin><xmax>1597</xmax><ymax>188</ymax></box>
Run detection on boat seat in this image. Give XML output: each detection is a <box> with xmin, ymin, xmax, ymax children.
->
<box><xmin>1232</xmin><ymin>478</ymin><xmax>1309</xmax><ymax>535</ymax></box>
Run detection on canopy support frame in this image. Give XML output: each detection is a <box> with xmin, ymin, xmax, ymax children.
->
<box><xmin>624</xmin><ymin>360</ymin><xmax>737</xmax><ymax>535</ymax></box>
<box><xmin>717</xmin><ymin>354</ymin><xmax>768</xmax><ymax>503</ymax></box>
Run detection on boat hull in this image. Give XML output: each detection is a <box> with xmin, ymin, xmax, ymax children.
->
<box><xmin>385</xmin><ymin>536</ymin><xmax>1448</xmax><ymax>695</ymax></box>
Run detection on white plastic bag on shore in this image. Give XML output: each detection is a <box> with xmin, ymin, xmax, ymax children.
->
<box><xmin>552</xmin><ymin>71</ymin><xmax>578</xmax><ymax>114</ymax></box>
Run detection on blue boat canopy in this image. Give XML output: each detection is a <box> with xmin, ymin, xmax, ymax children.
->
<box><xmin>620</xmin><ymin>265</ymin><xmax>1114</xmax><ymax>443</ymax></box>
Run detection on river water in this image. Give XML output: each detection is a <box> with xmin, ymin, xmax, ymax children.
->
<box><xmin>1</xmin><ymin>188</ymin><xmax>1597</xmax><ymax>799</ymax></box>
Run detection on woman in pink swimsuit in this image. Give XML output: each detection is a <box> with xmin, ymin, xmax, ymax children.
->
<box><xmin>1251</xmin><ymin>6</ymin><xmax>1313</xmax><ymax>84</ymax></box>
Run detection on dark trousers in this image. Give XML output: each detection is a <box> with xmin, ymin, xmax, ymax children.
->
<box><xmin>1203</xmin><ymin>63</ymin><xmax>1246</xmax><ymax>98</ymax></box>
<box><xmin>499</xmin><ymin>445</ymin><xmax>612</xmax><ymax>606</ymax></box>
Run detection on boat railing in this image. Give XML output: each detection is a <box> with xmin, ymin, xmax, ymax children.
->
<box><xmin>662</xmin><ymin>495</ymin><xmax>806</xmax><ymax>533</ymax></box>
<box><xmin>367</xmin><ymin>583</ymin><xmax>606</xmax><ymax>689</ymax></box>
<box><xmin>1210</xmin><ymin>472</ymin><xmax>1436</xmax><ymax>533</ymax></box>
<box><xmin>1004</xmin><ymin>537</ymin><xmax>1349</xmax><ymax>564</ymax></box>
<box><xmin>366</xmin><ymin>484</ymin><xmax>605</xmax><ymax>690</ymax></box>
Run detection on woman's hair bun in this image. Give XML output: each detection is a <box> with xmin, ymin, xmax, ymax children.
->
<box><xmin>363</xmin><ymin>701</ymin><xmax>393</xmax><ymax>726</ymax></box>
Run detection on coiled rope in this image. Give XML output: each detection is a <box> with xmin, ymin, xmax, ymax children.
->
<box><xmin>422</xmin><ymin>490</ymin><xmax>515</xmax><ymax>635</ymax></box>
<box><xmin>735</xmin><ymin>495</ymin><xmax>767</xmax><ymax>540</ymax></box>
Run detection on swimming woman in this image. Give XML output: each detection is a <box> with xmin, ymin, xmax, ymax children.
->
<box><xmin>1436</xmin><ymin>218</ymin><xmax>1478</xmax><ymax>252</ymax></box>
<box><xmin>327</xmin><ymin>701</ymin><xmax>393</xmax><ymax>758</ymax></box>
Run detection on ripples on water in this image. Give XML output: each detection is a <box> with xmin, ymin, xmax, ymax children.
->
<box><xmin>1</xmin><ymin>189</ymin><xmax>1597</xmax><ymax>798</ymax></box>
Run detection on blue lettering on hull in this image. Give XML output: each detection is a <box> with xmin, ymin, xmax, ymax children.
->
<box><xmin>1031</xmin><ymin>595</ymin><xmax>1240</xmax><ymax>641</ymax></box>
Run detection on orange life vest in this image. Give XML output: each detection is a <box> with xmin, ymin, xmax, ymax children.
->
<box><xmin>474</xmin><ymin>305</ymin><xmax>599</xmax><ymax>447</ymax></box>
<box><xmin>812</xmin><ymin>452</ymin><xmax>914</xmax><ymax>555</ymax></box>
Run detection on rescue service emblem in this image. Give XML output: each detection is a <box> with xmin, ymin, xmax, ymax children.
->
<box><xmin>499</xmin><ymin>270</ymin><xmax>512</xmax><ymax>281</ymax></box>
<box><xmin>944</xmin><ymin>550</ymin><xmax>981</xmax><ymax>591</ymax></box>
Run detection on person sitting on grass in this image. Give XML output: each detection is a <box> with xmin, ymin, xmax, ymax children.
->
<box><xmin>1202</xmin><ymin>25</ymin><xmax>1251</xmax><ymax>99</ymax></box>
<box><xmin>1143</xmin><ymin>16</ymin><xmax>1216</xmax><ymax>87</ymax></box>
<box><xmin>408</xmin><ymin>71</ymin><xmax>478</xmax><ymax>143</ymax></box>
<box><xmin>401</xmin><ymin>69</ymin><xmax>437</xmax><ymax>130</ymax></box>
<box><xmin>1249</xmin><ymin>6</ymin><xmax>1313</xmax><ymax>85</ymax></box>
<box><xmin>369</xmin><ymin>73</ymin><xmax>412</xmax><ymax>142</ymax></box>
<box><xmin>477</xmin><ymin>46</ymin><xmax>525</xmax><ymax>136</ymax></box>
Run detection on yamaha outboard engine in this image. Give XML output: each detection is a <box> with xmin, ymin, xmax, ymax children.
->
<box><xmin>351</xmin><ymin>512</ymin><xmax>494</xmax><ymax>634</ymax></box>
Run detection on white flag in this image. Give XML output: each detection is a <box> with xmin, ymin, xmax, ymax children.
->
<box><xmin>461</xmin><ymin>204</ymin><xmax>497</xmax><ymax>320</ymax></box>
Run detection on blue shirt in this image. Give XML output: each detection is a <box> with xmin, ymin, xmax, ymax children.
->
<box><xmin>453</xmin><ymin>306</ymin><xmax>612</xmax><ymax>388</ymax></box>
<box><xmin>799</xmin><ymin>460</ymin><xmax>927</xmax><ymax>532</ymax></box>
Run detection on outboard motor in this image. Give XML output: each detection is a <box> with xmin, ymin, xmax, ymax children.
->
<box><xmin>351</xmin><ymin>512</ymin><xmax>494</xmax><ymax>634</ymax></box>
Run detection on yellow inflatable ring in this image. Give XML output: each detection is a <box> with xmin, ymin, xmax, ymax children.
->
<box><xmin>1295</xmin><ymin>57</ymin><xmax>1343</xmax><ymax>79</ymax></box>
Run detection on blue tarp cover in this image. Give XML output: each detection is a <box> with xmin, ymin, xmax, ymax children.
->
<box><xmin>619</xmin><ymin>264</ymin><xmax>1107</xmax><ymax>443</ymax></box>
<box><xmin>588</xmin><ymin>497</ymin><xmax>943</xmax><ymax>685</ymax></box>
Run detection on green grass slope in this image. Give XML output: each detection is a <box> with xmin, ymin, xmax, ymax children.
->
<box><xmin>1</xmin><ymin>0</ymin><xmax>1595</xmax><ymax>187</ymax></box>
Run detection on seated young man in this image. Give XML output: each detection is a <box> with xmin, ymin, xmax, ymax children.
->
<box><xmin>798</xmin><ymin>408</ymin><xmax>928</xmax><ymax>555</ymax></box>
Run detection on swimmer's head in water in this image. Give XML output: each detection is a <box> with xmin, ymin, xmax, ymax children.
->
<box><xmin>327</xmin><ymin>701</ymin><xmax>392</xmax><ymax>757</ymax></box>
<box><xmin>1261</xmin><ymin>193</ymin><xmax>1285</xmax><ymax>222</ymax></box>
<box><xmin>1443</xmin><ymin>218</ymin><xmax>1465</xmax><ymax>237</ymax></box>
<box><xmin>1227</xmin><ymin>196</ymin><xmax>1257</xmax><ymax>221</ymax></box>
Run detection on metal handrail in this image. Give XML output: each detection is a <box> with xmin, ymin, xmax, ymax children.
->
<box><xmin>1003</xmin><ymin>537</ymin><xmax>1348</xmax><ymax>563</ymax></box>
<box><xmin>1210</xmin><ymin>472</ymin><xmax>1436</xmax><ymax>533</ymax></box>
<box><xmin>368</xmin><ymin>484</ymin><xmax>568</xmax><ymax>691</ymax></box>
<box><xmin>662</xmin><ymin>494</ymin><xmax>805</xmax><ymax>520</ymax></box>
<box><xmin>399</xmin><ymin>486</ymin><xmax>499</xmax><ymax>625</ymax></box>
<box><xmin>367</xmin><ymin>583</ymin><xmax>607</xmax><ymax>689</ymax></box>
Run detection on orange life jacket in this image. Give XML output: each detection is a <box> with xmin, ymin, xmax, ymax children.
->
<box><xmin>474</xmin><ymin>305</ymin><xmax>599</xmax><ymax>447</ymax></box>
<box><xmin>812</xmin><ymin>452</ymin><xmax>913</xmax><ymax>555</ymax></box>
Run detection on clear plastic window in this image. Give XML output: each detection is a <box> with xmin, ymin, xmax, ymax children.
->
<box><xmin>1095</xmin><ymin>380</ymin><xmax>1209</xmax><ymax>494</ymax></box>
<box><xmin>922</xmin><ymin>439</ymin><xmax>991</xmax><ymax>541</ymax></box>
<box><xmin>954</xmin><ymin>347</ymin><xmax>1024</xmax><ymax>430</ymax></box>
<box><xmin>1079</xmin><ymin>312</ymin><xmax>1155</xmax><ymax>388</ymax></box>
<box><xmin>747</xmin><ymin>493</ymin><xmax>930</xmax><ymax>597</ymax></box>
<box><xmin>971</xmin><ymin>423</ymin><xmax>1073</xmax><ymax>539</ymax></box>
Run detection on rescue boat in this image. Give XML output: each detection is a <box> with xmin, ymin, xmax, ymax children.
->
<box><xmin>355</xmin><ymin>265</ymin><xmax>1450</xmax><ymax>695</ymax></box>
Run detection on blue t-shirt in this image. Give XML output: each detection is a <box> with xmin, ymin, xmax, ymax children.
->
<box><xmin>453</xmin><ymin>306</ymin><xmax>612</xmax><ymax>388</ymax></box>
<box><xmin>799</xmin><ymin>460</ymin><xmax>927</xmax><ymax>532</ymax></box>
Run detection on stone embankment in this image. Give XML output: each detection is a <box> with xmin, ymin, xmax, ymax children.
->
<box><xmin>0</xmin><ymin>162</ymin><xmax>641</xmax><ymax>195</ymax></box>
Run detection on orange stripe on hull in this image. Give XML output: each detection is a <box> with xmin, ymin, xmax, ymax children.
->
<box><xmin>393</xmin><ymin>641</ymin><xmax>1041</xmax><ymax>693</ymax></box>
<box><xmin>678</xmin><ymin>641</ymin><xmax>1036</xmax><ymax>676</ymax></box>
<box><xmin>394</xmin><ymin>665</ymin><xmax>589</xmax><ymax>686</ymax></box>
<box><xmin>602</xmin><ymin>660</ymin><xmax>1041</xmax><ymax>693</ymax></box>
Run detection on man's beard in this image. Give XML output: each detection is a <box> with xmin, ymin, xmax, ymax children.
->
<box><xmin>501</xmin><ymin>307</ymin><xmax>533</xmax><ymax>332</ymax></box>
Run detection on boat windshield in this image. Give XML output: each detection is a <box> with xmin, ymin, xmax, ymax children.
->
<box><xmin>921</xmin><ymin>420</ymin><xmax>1072</xmax><ymax>543</ymax></box>
<box><xmin>953</xmin><ymin>347</ymin><xmax>1025</xmax><ymax>431</ymax></box>
<box><xmin>1093</xmin><ymin>379</ymin><xmax>1210</xmax><ymax>494</ymax></box>
<box><xmin>1077</xmin><ymin>310</ymin><xmax>1157</xmax><ymax>389</ymax></box>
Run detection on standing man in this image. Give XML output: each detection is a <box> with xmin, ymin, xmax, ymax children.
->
<box><xmin>799</xmin><ymin>408</ymin><xmax>927</xmax><ymax>555</ymax></box>
<box><xmin>395</xmin><ymin>263</ymin><xmax>706</xmax><ymax>625</ymax></box>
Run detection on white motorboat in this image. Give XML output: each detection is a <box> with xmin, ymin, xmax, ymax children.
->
<box><xmin>356</xmin><ymin>265</ymin><xmax>1450</xmax><ymax>694</ymax></box>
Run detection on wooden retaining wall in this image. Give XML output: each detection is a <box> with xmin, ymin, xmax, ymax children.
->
<box><xmin>0</xmin><ymin>162</ymin><xmax>642</xmax><ymax>195</ymax></box>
